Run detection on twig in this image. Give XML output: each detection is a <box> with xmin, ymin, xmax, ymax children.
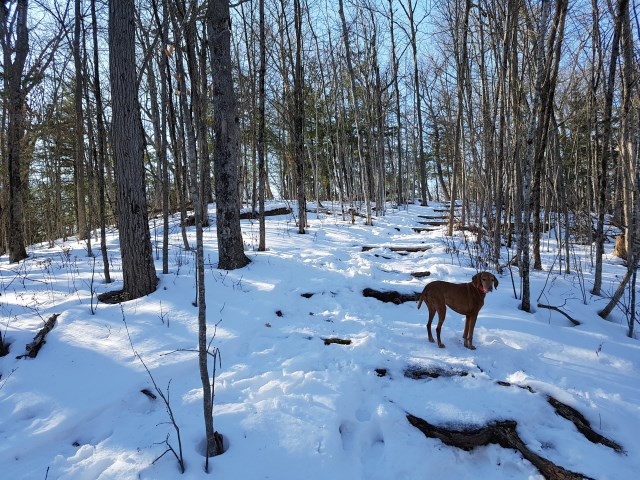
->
<box><xmin>537</xmin><ymin>303</ymin><xmax>581</xmax><ymax>326</ymax></box>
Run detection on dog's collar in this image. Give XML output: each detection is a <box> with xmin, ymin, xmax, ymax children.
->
<box><xmin>478</xmin><ymin>286</ymin><xmax>487</xmax><ymax>295</ymax></box>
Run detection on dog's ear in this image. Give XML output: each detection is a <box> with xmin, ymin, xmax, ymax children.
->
<box><xmin>493</xmin><ymin>274</ymin><xmax>499</xmax><ymax>289</ymax></box>
<box><xmin>471</xmin><ymin>273</ymin><xmax>481</xmax><ymax>287</ymax></box>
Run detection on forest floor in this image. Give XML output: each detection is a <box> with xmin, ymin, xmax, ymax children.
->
<box><xmin>0</xmin><ymin>201</ymin><xmax>638</xmax><ymax>480</ymax></box>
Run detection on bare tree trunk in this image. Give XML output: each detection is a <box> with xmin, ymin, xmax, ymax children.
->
<box><xmin>2</xmin><ymin>0</ymin><xmax>29</xmax><ymax>263</ymax></box>
<box><xmin>403</xmin><ymin>0</ymin><xmax>431</xmax><ymax>206</ymax></box>
<box><xmin>207</xmin><ymin>0</ymin><xmax>250</xmax><ymax>271</ymax></box>
<box><xmin>448</xmin><ymin>0</ymin><xmax>471</xmax><ymax>236</ymax></box>
<box><xmin>294</xmin><ymin>0</ymin><xmax>307</xmax><ymax>233</ymax></box>
<box><xmin>258</xmin><ymin>0</ymin><xmax>267</xmax><ymax>251</ymax></box>
<box><xmin>107</xmin><ymin>0</ymin><xmax>157</xmax><ymax>300</ymax></box>
<box><xmin>338</xmin><ymin>0</ymin><xmax>372</xmax><ymax>225</ymax></box>
<box><xmin>388</xmin><ymin>0</ymin><xmax>404</xmax><ymax>206</ymax></box>
<box><xmin>370</xmin><ymin>9</ymin><xmax>386</xmax><ymax>216</ymax></box>
<box><xmin>149</xmin><ymin>0</ymin><xmax>169</xmax><ymax>274</ymax></box>
<box><xmin>92</xmin><ymin>0</ymin><xmax>112</xmax><ymax>283</ymax></box>
<box><xmin>532</xmin><ymin>0</ymin><xmax>569</xmax><ymax>271</ymax></box>
<box><xmin>73</xmin><ymin>0</ymin><xmax>89</xmax><ymax>249</ymax></box>
<box><xmin>592</xmin><ymin>0</ymin><xmax>627</xmax><ymax>295</ymax></box>
<box><xmin>521</xmin><ymin>0</ymin><xmax>551</xmax><ymax>312</ymax></box>
<box><xmin>598</xmin><ymin>0</ymin><xmax>636</xmax><ymax>327</ymax></box>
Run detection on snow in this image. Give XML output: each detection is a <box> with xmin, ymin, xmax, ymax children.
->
<box><xmin>1</xmin><ymin>202</ymin><xmax>638</xmax><ymax>480</ymax></box>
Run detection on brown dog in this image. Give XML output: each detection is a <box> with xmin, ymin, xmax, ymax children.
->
<box><xmin>417</xmin><ymin>272</ymin><xmax>498</xmax><ymax>350</ymax></box>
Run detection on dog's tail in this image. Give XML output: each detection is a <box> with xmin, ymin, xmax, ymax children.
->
<box><xmin>417</xmin><ymin>285</ymin><xmax>429</xmax><ymax>310</ymax></box>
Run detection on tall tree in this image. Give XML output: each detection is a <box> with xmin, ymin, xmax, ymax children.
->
<box><xmin>520</xmin><ymin>0</ymin><xmax>551</xmax><ymax>313</ymax></box>
<box><xmin>73</xmin><ymin>0</ymin><xmax>89</xmax><ymax>248</ymax></box>
<box><xmin>402</xmin><ymin>0</ymin><xmax>431</xmax><ymax>206</ymax></box>
<box><xmin>293</xmin><ymin>0</ymin><xmax>307</xmax><ymax>233</ymax></box>
<box><xmin>207</xmin><ymin>0</ymin><xmax>251</xmax><ymax>270</ymax></box>
<box><xmin>1</xmin><ymin>0</ymin><xmax>30</xmax><ymax>263</ymax></box>
<box><xmin>91</xmin><ymin>0</ymin><xmax>111</xmax><ymax>282</ymax></box>
<box><xmin>338</xmin><ymin>0</ymin><xmax>372</xmax><ymax>225</ymax></box>
<box><xmin>258</xmin><ymin>0</ymin><xmax>267</xmax><ymax>250</ymax></box>
<box><xmin>592</xmin><ymin>0</ymin><xmax>627</xmax><ymax>295</ymax></box>
<box><xmin>106</xmin><ymin>0</ymin><xmax>157</xmax><ymax>300</ymax></box>
<box><xmin>388</xmin><ymin>0</ymin><xmax>405</xmax><ymax>205</ymax></box>
<box><xmin>447</xmin><ymin>0</ymin><xmax>471</xmax><ymax>236</ymax></box>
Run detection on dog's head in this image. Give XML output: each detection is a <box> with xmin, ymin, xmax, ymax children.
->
<box><xmin>472</xmin><ymin>271</ymin><xmax>499</xmax><ymax>293</ymax></box>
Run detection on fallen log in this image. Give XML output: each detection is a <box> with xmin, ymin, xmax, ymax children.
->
<box><xmin>410</xmin><ymin>271</ymin><xmax>431</xmax><ymax>278</ymax></box>
<box><xmin>547</xmin><ymin>397</ymin><xmax>623</xmax><ymax>453</ymax></box>
<box><xmin>323</xmin><ymin>337</ymin><xmax>351</xmax><ymax>346</ymax></box>
<box><xmin>418</xmin><ymin>221</ymin><xmax>448</xmax><ymax>227</ymax></box>
<box><xmin>17</xmin><ymin>314</ymin><xmax>60</xmax><ymax>359</ymax></box>
<box><xmin>362</xmin><ymin>288</ymin><xmax>420</xmax><ymax>304</ymax></box>
<box><xmin>239</xmin><ymin>207</ymin><xmax>292</xmax><ymax>219</ymax></box>
<box><xmin>407</xmin><ymin>413</ymin><xmax>592</xmax><ymax>480</ymax></box>
<box><xmin>361</xmin><ymin>246</ymin><xmax>431</xmax><ymax>253</ymax></box>
<box><xmin>404</xmin><ymin>366</ymin><xmax>468</xmax><ymax>379</ymax></box>
<box><xmin>495</xmin><ymin>382</ymin><xmax>623</xmax><ymax>453</ymax></box>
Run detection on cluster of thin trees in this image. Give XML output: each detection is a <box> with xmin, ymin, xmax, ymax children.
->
<box><xmin>1</xmin><ymin>1</ymin><xmax>639</xmax><ymax>312</ymax></box>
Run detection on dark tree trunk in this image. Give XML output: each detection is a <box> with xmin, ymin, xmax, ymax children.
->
<box><xmin>258</xmin><ymin>0</ymin><xmax>266</xmax><ymax>251</ymax></box>
<box><xmin>73</xmin><ymin>0</ymin><xmax>89</xmax><ymax>246</ymax></box>
<box><xmin>91</xmin><ymin>0</ymin><xmax>112</xmax><ymax>282</ymax></box>
<box><xmin>388</xmin><ymin>0</ymin><xmax>404</xmax><ymax>205</ymax></box>
<box><xmin>592</xmin><ymin>0</ymin><xmax>627</xmax><ymax>295</ymax></box>
<box><xmin>2</xmin><ymin>0</ymin><xmax>29</xmax><ymax>263</ymax></box>
<box><xmin>293</xmin><ymin>0</ymin><xmax>307</xmax><ymax>233</ymax></box>
<box><xmin>207</xmin><ymin>0</ymin><xmax>251</xmax><ymax>271</ymax></box>
<box><xmin>107</xmin><ymin>0</ymin><xmax>157</xmax><ymax>300</ymax></box>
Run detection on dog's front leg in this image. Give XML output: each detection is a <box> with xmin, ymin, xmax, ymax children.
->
<box><xmin>464</xmin><ymin>315</ymin><xmax>478</xmax><ymax>350</ymax></box>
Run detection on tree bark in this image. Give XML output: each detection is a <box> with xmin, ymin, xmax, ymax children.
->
<box><xmin>207</xmin><ymin>0</ymin><xmax>251</xmax><ymax>270</ymax></box>
<box><xmin>107</xmin><ymin>0</ymin><xmax>157</xmax><ymax>300</ymax></box>
<box><xmin>73</xmin><ymin>0</ymin><xmax>89</xmax><ymax>247</ymax></box>
<box><xmin>258</xmin><ymin>0</ymin><xmax>266</xmax><ymax>251</ymax></box>
<box><xmin>293</xmin><ymin>0</ymin><xmax>307</xmax><ymax>233</ymax></box>
<box><xmin>592</xmin><ymin>0</ymin><xmax>627</xmax><ymax>295</ymax></box>
<box><xmin>403</xmin><ymin>0</ymin><xmax>430</xmax><ymax>206</ymax></box>
<box><xmin>388</xmin><ymin>0</ymin><xmax>405</xmax><ymax>206</ymax></box>
<box><xmin>338</xmin><ymin>0</ymin><xmax>372</xmax><ymax>225</ymax></box>
<box><xmin>2</xmin><ymin>0</ymin><xmax>29</xmax><ymax>263</ymax></box>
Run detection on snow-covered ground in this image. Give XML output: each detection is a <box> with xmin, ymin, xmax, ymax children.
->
<box><xmin>1</xmin><ymin>202</ymin><xmax>638</xmax><ymax>480</ymax></box>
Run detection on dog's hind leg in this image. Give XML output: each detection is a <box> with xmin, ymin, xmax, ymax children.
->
<box><xmin>426</xmin><ymin>305</ymin><xmax>437</xmax><ymax>344</ymax></box>
<box><xmin>435</xmin><ymin>307</ymin><xmax>446</xmax><ymax>348</ymax></box>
